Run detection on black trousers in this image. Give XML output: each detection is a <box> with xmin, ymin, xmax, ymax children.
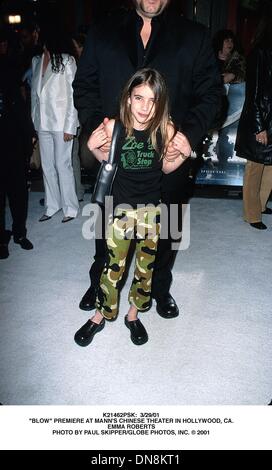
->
<box><xmin>0</xmin><ymin>161</ymin><xmax>28</xmax><ymax>243</ymax></box>
<box><xmin>87</xmin><ymin>157</ymin><xmax>203</xmax><ymax>298</ymax></box>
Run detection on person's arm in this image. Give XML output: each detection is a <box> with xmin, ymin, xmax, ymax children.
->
<box><xmin>181</xmin><ymin>28</ymin><xmax>222</xmax><ymax>150</ymax></box>
<box><xmin>223</xmin><ymin>72</ymin><xmax>235</xmax><ymax>84</ymax></box>
<box><xmin>165</xmin><ymin>130</ymin><xmax>192</xmax><ymax>159</ymax></box>
<box><xmin>30</xmin><ymin>56</ymin><xmax>38</xmax><ymax>127</ymax></box>
<box><xmin>63</xmin><ymin>56</ymin><xmax>78</xmax><ymax>139</ymax></box>
<box><xmin>17</xmin><ymin>90</ymin><xmax>37</xmax><ymax>160</ymax></box>
<box><xmin>72</xmin><ymin>26</ymin><xmax>103</xmax><ymax>134</ymax></box>
<box><xmin>224</xmin><ymin>51</ymin><xmax>246</xmax><ymax>83</ymax></box>
<box><xmin>87</xmin><ymin>119</ymin><xmax>114</xmax><ymax>162</ymax></box>
<box><xmin>256</xmin><ymin>130</ymin><xmax>268</xmax><ymax>146</ymax></box>
<box><xmin>250</xmin><ymin>48</ymin><xmax>267</xmax><ymax>136</ymax></box>
<box><xmin>252</xmin><ymin>49</ymin><xmax>269</xmax><ymax>146</ymax></box>
<box><xmin>162</xmin><ymin>124</ymin><xmax>189</xmax><ymax>174</ymax></box>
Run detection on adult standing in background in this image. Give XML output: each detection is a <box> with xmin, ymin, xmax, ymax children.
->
<box><xmin>70</xmin><ymin>33</ymin><xmax>86</xmax><ymax>203</ymax></box>
<box><xmin>20</xmin><ymin>22</ymin><xmax>42</xmax><ymax>110</ymax></box>
<box><xmin>212</xmin><ymin>29</ymin><xmax>246</xmax><ymax>168</ymax></box>
<box><xmin>213</xmin><ymin>29</ymin><xmax>245</xmax><ymax>87</ymax></box>
<box><xmin>0</xmin><ymin>51</ymin><xmax>35</xmax><ymax>259</ymax></box>
<box><xmin>31</xmin><ymin>31</ymin><xmax>79</xmax><ymax>223</ymax></box>
<box><xmin>73</xmin><ymin>0</ymin><xmax>221</xmax><ymax>317</ymax></box>
<box><xmin>235</xmin><ymin>13</ymin><xmax>272</xmax><ymax>230</ymax></box>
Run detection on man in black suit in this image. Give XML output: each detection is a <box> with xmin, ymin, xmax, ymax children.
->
<box><xmin>0</xmin><ymin>54</ymin><xmax>35</xmax><ymax>259</ymax></box>
<box><xmin>73</xmin><ymin>0</ymin><xmax>221</xmax><ymax>318</ymax></box>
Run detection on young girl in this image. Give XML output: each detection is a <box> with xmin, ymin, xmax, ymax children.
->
<box><xmin>74</xmin><ymin>68</ymin><xmax>187</xmax><ymax>347</ymax></box>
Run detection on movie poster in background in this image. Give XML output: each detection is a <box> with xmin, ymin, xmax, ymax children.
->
<box><xmin>196</xmin><ymin>81</ymin><xmax>246</xmax><ymax>186</ymax></box>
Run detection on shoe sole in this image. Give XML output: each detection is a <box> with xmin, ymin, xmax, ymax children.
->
<box><xmin>156</xmin><ymin>308</ymin><xmax>179</xmax><ymax>319</ymax></box>
<box><xmin>79</xmin><ymin>302</ymin><xmax>96</xmax><ymax>311</ymax></box>
<box><xmin>14</xmin><ymin>242</ymin><xmax>33</xmax><ymax>250</ymax></box>
<box><xmin>14</xmin><ymin>240</ymin><xmax>34</xmax><ymax>250</ymax></box>
<box><xmin>130</xmin><ymin>335</ymin><xmax>148</xmax><ymax>346</ymax></box>
<box><xmin>249</xmin><ymin>224</ymin><xmax>267</xmax><ymax>230</ymax></box>
<box><xmin>62</xmin><ymin>217</ymin><xmax>75</xmax><ymax>223</ymax></box>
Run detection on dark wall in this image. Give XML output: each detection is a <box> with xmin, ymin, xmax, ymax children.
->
<box><xmin>182</xmin><ymin>0</ymin><xmax>229</xmax><ymax>35</ymax></box>
<box><xmin>71</xmin><ymin>0</ymin><xmax>227</xmax><ymax>32</ymax></box>
<box><xmin>0</xmin><ymin>1</ymin><xmax>232</xmax><ymax>34</ymax></box>
<box><xmin>0</xmin><ymin>0</ymin><xmax>265</xmax><ymax>48</ymax></box>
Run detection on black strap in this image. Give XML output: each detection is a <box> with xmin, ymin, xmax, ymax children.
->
<box><xmin>108</xmin><ymin>120</ymin><xmax>122</xmax><ymax>165</ymax></box>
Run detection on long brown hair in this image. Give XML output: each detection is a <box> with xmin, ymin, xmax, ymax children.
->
<box><xmin>119</xmin><ymin>68</ymin><xmax>173</xmax><ymax>156</ymax></box>
<box><xmin>42</xmin><ymin>30</ymin><xmax>71</xmax><ymax>73</ymax></box>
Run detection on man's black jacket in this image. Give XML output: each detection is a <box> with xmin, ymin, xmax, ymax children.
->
<box><xmin>73</xmin><ymin>8</ymin><xmax>221</xmax><ymax>192</ymax></box>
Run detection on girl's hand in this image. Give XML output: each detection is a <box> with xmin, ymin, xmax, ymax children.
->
<box><xmin>170</xmin><ymin>131</ymin><xmax>192</xmax><ymax>158</ymax></box>
<box><xmin>256</xmin><ymin>130</ymin><xmax>268</xmax><ymax>146</ymax></box>
<box><xmin>87</xmin><ymin>123</ymin><xmax>108</xmax><ymax>151</ymax></box>
<box><xmin>100</xmin><ymin>117</ymin><xmax>112</xmax><ymax>152</ymax></box>
<box><xmin>163</xmin><ymin>127</ymin><xmax>191</xmax><ymax>173</ymax></box>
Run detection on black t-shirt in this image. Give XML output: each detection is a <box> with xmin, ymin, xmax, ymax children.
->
<box><xmin>112</xmin><ymin>126</ymin><xmax>163</xmax><ymax>208</ymax></box>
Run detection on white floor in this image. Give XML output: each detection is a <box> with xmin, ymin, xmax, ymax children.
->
<box><xmin>0</xmin><ymin>192</ymin><xmax>271</xmax><ymax>405</ymax></box>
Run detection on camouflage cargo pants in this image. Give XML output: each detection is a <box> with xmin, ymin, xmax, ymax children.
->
<box><xmin>95</xmin><ymin>206</ymin><xmax>161</xmax><ymax>320</ymax></box>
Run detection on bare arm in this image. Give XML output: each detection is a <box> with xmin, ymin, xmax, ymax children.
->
<box><xmin>64</xmin><ymin>56</ymin><xmax>78</xmax><ymax>136</ymax></box>
<box><xmin>162</xmin><ymin>126</ymin><xmax>190</xmax><ymax>174</ymax></box>
<box><xmin>87</xmin><ymin>119</ymin><xmax>114</xmax><ymax>162</ymax></box>
<box><xmin>99</xmin><ymin>117</ymin><xmax>112</xmax><ymax>152</ymax></box>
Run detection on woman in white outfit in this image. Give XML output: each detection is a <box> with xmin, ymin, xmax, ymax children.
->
<box><xmin>31</xmin><ymin>33</ymin><xmax>79</xmax><ymax>222</ymax></box>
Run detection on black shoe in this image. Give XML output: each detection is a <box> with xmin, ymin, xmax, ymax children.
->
<box><xmin>74</xmin><ymin>318</ymin><xmax>105</xmax><ymax>347</ymax></box>
<box><xmin>14</xmin><ymin>237</ymin><xmax>33</xmax><ymax>250</ymax></box>
<box><xmin>79</xmin><ymin>286</ymin><xmax>97</xmax><ymax>311</ymax></box>
<box><xmin>250</xmin><ymin>222</ymin><xmax>267</xmax><ymax>230</ymax></box>
<box><xmin>0</xmin><ymin>230</ymin><xmax>11</xmax><ymax>259</ymax></box>
<box><xmin>0</xmin><ymin>243</ymin><xmax>9</xmax><ymax>259</ymax></box>
<box><xmin>39</xmin><ymin>198</ymin><xmax>45</xmax><ymax>206</ymax></box>
<box><xmin>39</xmin><ymin>214</ymin><xmax>51</xmax><ymax>222</ymax></box>
<box><xmin>156</xmin><ymin>293</ymin><xmax>179</xmax><ymax>318</ymax></box>
<box><xmin>124</xmin><ymin>315</ymin><xmax>148</xmax><ymax>345</ymax></box>
<box><xmin>262</xmin><ymin>207</ymin><xmax>272</xmax><ymax>215</ymax></box>
<box><xmin>62</xmin><ymin>216</ymin><xmax>75</xmax><ymax>223</ymax></box>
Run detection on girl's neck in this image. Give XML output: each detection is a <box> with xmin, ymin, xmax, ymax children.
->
<box><xmin>133</xmin><ymin>124</ymin><xmax>148</xmax><ymax>131</ymax></box>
